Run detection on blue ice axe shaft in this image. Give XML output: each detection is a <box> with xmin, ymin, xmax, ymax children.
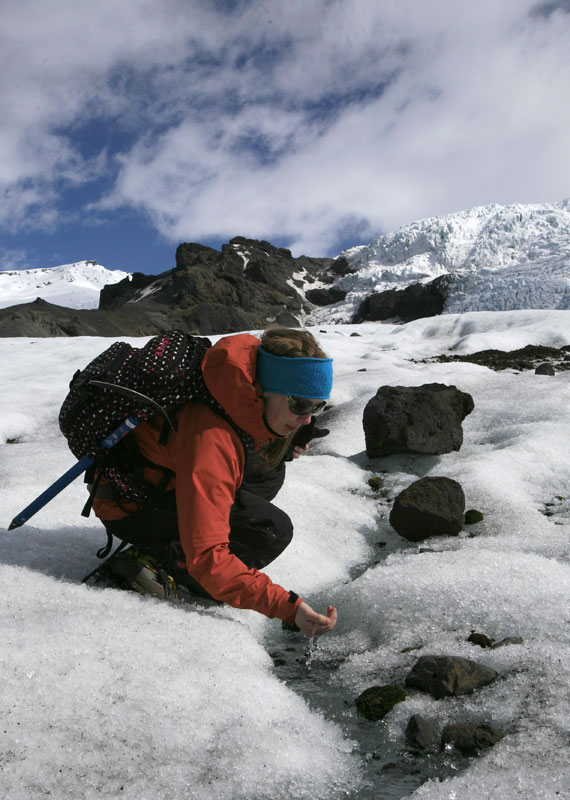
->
<box><xmin>8</xmin><ymin>416</ymin><xmax>141</xmax><ymax>531</ymax></box>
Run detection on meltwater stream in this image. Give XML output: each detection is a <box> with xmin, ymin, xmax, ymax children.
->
<box><xmin>265</xmin><ymin>631</ymin><xmax>469</xmax><ymax>800</ymax></box>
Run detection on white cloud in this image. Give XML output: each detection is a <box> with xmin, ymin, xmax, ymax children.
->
<box><xmin>2</xmin><ymin>0</ymin><xmax>570</xmax><ymax>252</ymax></box>
<box><xmin>0</xmin><ymin>0</ymin><xmax>227</xmax><ymax>225</ymax></box>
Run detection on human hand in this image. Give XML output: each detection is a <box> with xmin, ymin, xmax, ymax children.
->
<box><xmin>286</xmin><ymin>418</ymin><xmax>330</xmax><ymax>461</ymax></box>
<box><xmin>294</xmin><ymin>601</ymin><xmax>338</xmax><ymax>637</ymax></box>
<box><xmin>292</xmin><ymin>418</ymin><xmax>330</xmax><ymax>449</ymax></box>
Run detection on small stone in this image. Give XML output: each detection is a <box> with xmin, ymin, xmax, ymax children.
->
<box><xmin>441</xmin><ymin>723</ymin><xmax>503</xmax><ymax>755</ymax></box>
<box><xmin>535</xmin><ymin>363</ymin><xmax>556</xmax><ymax>376</ymax></box>
<box><xmin>405</xmin><ymin>655</ymin><xmax>497</xmax><ymax>699</ymax></box>
<box><xmin>376</xmin><ymin>541</ymin><xmax>387</xmax><ymax>548</ymax></box>
<box><xmin>405</xmin><ymin>714</ymin><xmax>439</xmax><ymax>751</ymax></box>
<box><xmin>368</xmin><ymin>476</ymin><xmax>384</xmax><ymax>491</ymax></box>
<box><xmin>350</xmin><ymin>332</ymin><xmax>362</xmax><ymax>337</ymax></box>
<box><xmin>355</xmin><ymin>685</ymin><xmax>407</xmax><ymax>721</ymax></box>
<box><xmin>357</xmin><ymin>368</ymin><xmax>367</xmax><ymax>372</ymax></box>
<box><xmin>492</xmin><ymin>636</ymin><xmax>524</xmax><ymax>649</ymax></box>
<box><xmin>390</xmin><ymin>476</ymin><xmax>466</xmax><ymax>541</ymax></box>
<box><xmin>464</xmin><ymin>509</ymin><xmax>484</xmax><ymax>525</ymax></box>
<box><xmin>467</xmin><ymin>631</ymin><xmax>495</xmax><ymax>648</ymax></box>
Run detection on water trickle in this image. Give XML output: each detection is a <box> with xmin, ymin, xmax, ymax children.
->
<box><xmin>304</xmin><ymin>636</ymin><xmax>317</xmax><ymax>671</ymax></box>
<box><xmin>268</xmin><ymin>630</ymin><xmax>468</xmax><ymax>799</ymax></box>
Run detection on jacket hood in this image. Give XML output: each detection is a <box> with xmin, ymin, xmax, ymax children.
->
<box><xmin>201</xmin><ymin>334</ymin><xmax>277</xmax><ymax>447</ymax></box>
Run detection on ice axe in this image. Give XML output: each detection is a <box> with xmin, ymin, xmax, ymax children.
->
<box><xmin>8</xmin><ymin>415</ymin><xmax>140</xmax><ymax>530</ymax></box>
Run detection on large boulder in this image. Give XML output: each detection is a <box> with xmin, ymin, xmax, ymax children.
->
<box><xmin>353</xmin><ymin>275</ymin><xmax>450</xmax><ymax>323</ymax></box>
<box><xmin>363</xmin><ymin>383</ymin><xmax>474</xmax><ymax>457</ymax></box>
<box><xmin>405</xmin><ymin>655</ymin><xmax>497</xmax><ymax>699</ymax></box>
<box><xmin>389</xmin><ymin>476</ymin><xmax>465</xmax><ymax>541</ymax></box>
<box><xmin>305</xmin><ymin>287</ymin><xmax>347</xmax><ymax>306</ymax></box>
<box><xmin>535</xmin><ymin>362</ymin><xmax>556</xmax><ymax>376</ymax></box>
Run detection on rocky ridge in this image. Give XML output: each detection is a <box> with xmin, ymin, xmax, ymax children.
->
<box><xmin>1</xmin><ymin>200</ymin><xmax>568</xmax><ymax>335</ymax></box>
<box><xmin>0</xmin><ymin>238</ymin><xmax>349</xmax><ymax>337</ymax></box>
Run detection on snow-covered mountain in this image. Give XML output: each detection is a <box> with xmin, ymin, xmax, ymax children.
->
<box><xmin>312</xmin><ymin>201</ymin><xmax>570</xmax><ymax>322</ymax></box>
<box><xmin>0</xmin><ymin>261</ymin><xmax>131</xmax><ymax>310</ymax></box>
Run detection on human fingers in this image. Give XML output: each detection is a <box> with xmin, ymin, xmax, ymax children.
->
<box><xmin>292</xmin><ymin>444</ymin><xmax>309</xmax><ymax>459</ymax></box>
<box><xmin>309</xmin><ymin>606</ymin><xmax>338</xmax><ymax>636</ymax></box>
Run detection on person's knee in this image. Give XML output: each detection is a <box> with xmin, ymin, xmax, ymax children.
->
<box><xmin>229</xmin><ymin>503</ymin><xmax>293</xmax><ymax>568</ymax></box>
<box><xmin>268</xmin><ymin>506</ymin><xmax>293</xmax><ymax>551</ymax></box>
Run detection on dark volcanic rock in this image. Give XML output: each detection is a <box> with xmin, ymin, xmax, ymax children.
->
<box><xmin>464</xmin><ymin>509</ymin><xmax>484</xmax><ymax>525</ymax></box>
<box><xmin>99</xmin><ymin>272</ymin><xmax>158</xmax><ymax>309</ymax></box>
<box><xmin>0</xmin><ymin>299</ymin><xmax>172</xmax><ymax>338</ymax></box>
<box><xmin>305</xmin><ymin>287</ymin><xmax>348</xmax><ymax>306</ymax></box>
<box><xmin>492</xmin><ymin>636</ymin><xmax>523</xmax><ymax>649</ymax></box>
<box><xmin>441</xmin><ymin>723</ymin><xmax>503</xmax><ymax>755</ymax></box>
<box><xmin>535</xmin><ymin>362</ymin><xmax>556</xmax><ymax>375</ymax></box>
<box><xmin>389</xmin><ymin>476</ymin><xmax>465</xmax><ymax>541</ymax></box>
<box><xmin>99</xmin><ymin>236</ymin><xmax>339</xmax><ymax>333</ymax></box>
<box><xmin>405</xmin><ymin>714</ymin><xmax>439</xmax><ymax>751</ymax></box>
<box><xmin>355</xmin><ymin>685</ymin><xmax>407</xmax><ymax>720</ymax></box>
<box><xmin>467</xmin><ymin>631</ymin><xmax>495</xmax><ymax>648</ymax></box>
<box><xmin>2</xmin><ymin>236</ymin><xmax>346</xmax><ymax>337</ymax></box>
<box><xmin>353</xmin><ymin>275</ymin><xmax>450</xmax><ymax>323</ymax></box>
<box><xmin>430</xmin><ymin>344</ymin><xmax>570</xmax><ymax>373</ymax></box>
<box><xmin>405</xmin><ymin>655</ymin><xmax>497</xmax><ymax>699</ymax></box>
<box><xmin>363</xmin><ymin>383</ymin><xmax>474</xmax><ymax>457</ymax></box>
<box><xmin>328</xmin><ymin>257</ymin><xmax>354</xmax><ymax>276</ymax></box>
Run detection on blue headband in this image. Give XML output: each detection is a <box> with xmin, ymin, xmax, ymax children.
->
<box><xmin>256</xmin><ymin>346</ymin><xmax>333</xmax><ymax>400</ymax></box>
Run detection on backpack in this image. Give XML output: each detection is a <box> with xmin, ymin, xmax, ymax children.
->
<box><xmin>58</xmin><ymin>330</ymin><xmax>251</xmax><ymax>509</ymax></box>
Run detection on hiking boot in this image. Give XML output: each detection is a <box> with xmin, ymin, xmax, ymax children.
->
<box><xmin>87</xmin><ymin>546</ymin><xmax>219</xmax><ymax>607</ymax></box>
<box><xmin>107</xmin><ymin>547</ymin><xmax>183</xmax><ymax>600</ymax></box>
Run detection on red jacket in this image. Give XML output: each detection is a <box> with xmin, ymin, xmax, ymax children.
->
<box><xmin>94</xmin><ymin>333</ymin><xmax>302</xmax><ymax>623</ymax></box>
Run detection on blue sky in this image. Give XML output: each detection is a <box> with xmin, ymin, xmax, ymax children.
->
<box><xmin>1</xmin><ymin>0</ymin><xmax>569</xmax><ymax>275</ymax></box>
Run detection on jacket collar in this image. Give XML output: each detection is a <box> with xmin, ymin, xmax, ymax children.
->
<box><xmin>201</xmin><ymin>334</ymin><xmax>278</xmax><ymax>447</ymax></box>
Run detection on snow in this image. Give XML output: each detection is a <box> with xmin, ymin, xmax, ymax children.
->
<box><xmin>232</xmin><ymin>245</ymin><xmax>251</xmax><ymax>271</ymax></box>
<box><xmin>130</xmin><ymin>279</ymin><xmax>164</xmax><ymax>303</ymax></box>
<box><xmin>1</xmin><ymin>309</ymin><xmax>570</xmax><ymax>798</ymax></box>
<box><xmin>0</xmin><ymin>261</ymin><xmax>130</xmax><ymax>310</ymax></box>
<box><xmin>312</xmin><ymin>201</ymin><xmax>570</xmax><ymax>323</ymax></box>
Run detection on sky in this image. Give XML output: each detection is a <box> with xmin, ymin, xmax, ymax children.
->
<box><xmin>1</xmin><ymin>0</ymin><xmax>570</xmax><ymax>274</ymax></box>
<box><xmin>1</xmin><ymin>311</ymin><xmax>570</xmax><ymax>798</ymax></box>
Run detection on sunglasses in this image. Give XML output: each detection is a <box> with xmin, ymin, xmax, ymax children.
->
<box><xmin>287</xmin><ymin>396</ymin><xmax>327</xmax><ymax>417</ymax></box>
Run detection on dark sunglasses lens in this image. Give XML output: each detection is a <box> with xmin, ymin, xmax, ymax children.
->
<box><xmin>288</xmin><ymin>397</ymin><xmax>326</xmax><ymax>416</ymax></box>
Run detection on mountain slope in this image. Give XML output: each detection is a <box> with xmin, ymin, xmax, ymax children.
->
<box><xmin>314</xmin><ymin>200</ymin><xmax>570</xmax><ymax>322</ymax></box>
<box><xmin>0</xmin><ymin>261</ymin><xmax>130</xmax><ymax>310</ymax></box>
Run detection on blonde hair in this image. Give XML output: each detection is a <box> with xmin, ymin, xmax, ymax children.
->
<box><xmin>261</xmin><ymin>327</ymin><xmax>328</xmax><ymax>359</ymax></box>
<box><xmin>259</xmin><ymin>328</ymin><xmax>328</xmax><ymax>465</ymax></box>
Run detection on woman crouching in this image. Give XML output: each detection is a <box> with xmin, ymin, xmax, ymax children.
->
<box><xmin>92</xmin><ymin>328</ymin><xmax>337</xmax><ymax>637</ymax></box>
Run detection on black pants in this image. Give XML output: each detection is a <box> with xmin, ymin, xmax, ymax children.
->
<box><xmin>102</xmin><ymin>458</ymin><xmax>293</xmax><ymax>596</ymax></box>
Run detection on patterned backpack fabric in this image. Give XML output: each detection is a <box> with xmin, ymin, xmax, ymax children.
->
<box><xmin>59</xmin><ymin>331</ymin><xmax>253</xmax><ymax>504</ymax></box>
